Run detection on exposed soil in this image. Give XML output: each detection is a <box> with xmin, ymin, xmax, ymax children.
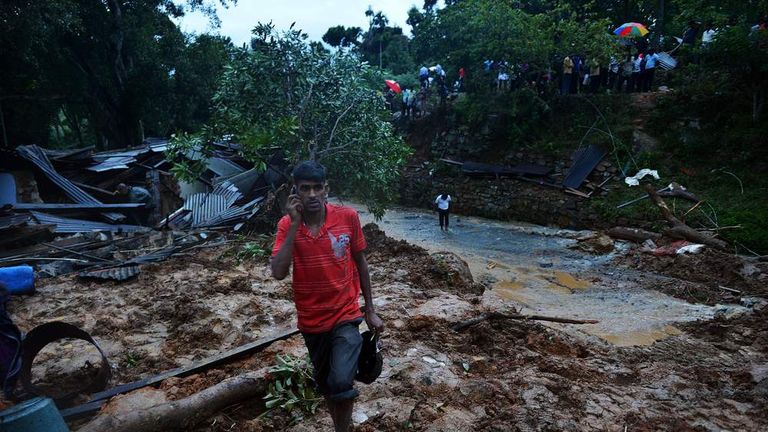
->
<box><xmin>4</xmin><ymin>224</ymin><xmax>767</xmax><ymax>431</ymax></box>
<box><xmin>615</xmin><ymin>247</ymin><xmax>768</xmax><ymax>305</ymax></box>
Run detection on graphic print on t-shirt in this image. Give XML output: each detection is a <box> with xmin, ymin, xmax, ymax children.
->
<box><xmin>328</xmin><ymin>231</ymin><xmax>350</xmax><ymax>258</ymax></box>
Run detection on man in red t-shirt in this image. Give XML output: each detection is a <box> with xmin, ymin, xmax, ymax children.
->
<box><xmin>271</xmin><ymin>160</ymin><xmax>384</xmax><ymax>432</ymax></box>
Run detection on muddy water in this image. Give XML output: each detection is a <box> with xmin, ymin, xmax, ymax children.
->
<box><xmin>347</xmin><ymin>201</ymin><xmax>731</xmax><ymax>347</ymax></box>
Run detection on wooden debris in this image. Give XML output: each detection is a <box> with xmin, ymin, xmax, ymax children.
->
<box><xmin>606</xmin><ymin>227</ymin><xmax>662</xmax><ymax>243</ymax></box>
<box><xmin>718</xmin><ymin>285</ymin><xmax>742</xmax><ymax>294</ymax></box>
<box><xmin>644</xmin><ymin>184</ymin><xmax>728</xmax><ymax>250</ymax></box>
<box><xmin>78</xmin><ymin>370</ymin><xmax>268</xmax><ymax>432</ymax></box>
<box><xmin>0</xmin><ymin>224</ymin><xmax>56</xmax><ymax>249</ymax></box>
<box><xmin>657</xmin><ymin>182</ymin><xmax>699</xmax><ymax>202</ymax></box>
<box><xmin>452</xmin><ymin>312</ymin><xmax>599</xmax><ymax>332</ymax></box>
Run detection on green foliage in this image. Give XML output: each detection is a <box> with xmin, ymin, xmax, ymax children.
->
<box><xmin>0</xmin><ymin>0</ymin><xmax>233</xmax><ymax>149</ymax></box>
<box><xmin>350</xmin><ymin>9</ymin><xmax>416</xmax><ymax>73</ymax></box>
<box><xmin>261</xmin><ymin>354</ymin><xmax>323</xmax><ymax>423</ymax></box>
<box><xmin>322</xmin><ymin>25</ymin><xmax>362</xmax><ymax>47</ymax></box>
<box><xmin>165</xmin><ymin>132</ymin><xmax>210</xmax><ymax>183</ymax></box>
<box><xmin>235</xmin><ymin>240</ymin><xmax>271</xmax><ymax>262</ymax></box>
<box><xmin>171</xmin><ymin>24</ymin><xmax>411</xmax><ymax>218</ymax></box>
<box><xmin>123</xmin><ymin>351</ymin><xmax>144</xmax><ymax>368</ymax></box>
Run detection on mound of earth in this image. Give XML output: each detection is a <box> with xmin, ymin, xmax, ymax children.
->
<box><xmin>364</xmin><ymin>223</ymin><xmax>484</xmax><ymax>296</ymax></box>
<box><xmin>614</xmin><ymin>248</ymin><xmax>768</xmax><ymax>304</ymax></box>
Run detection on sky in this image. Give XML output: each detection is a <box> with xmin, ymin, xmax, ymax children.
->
<box><xmin>175</xmin><ymin>1</ymin><xmax>425</xmax><ymax>46</ymax></box>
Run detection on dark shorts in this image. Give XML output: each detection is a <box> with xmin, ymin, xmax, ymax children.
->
<box><xmin>302</xmin><ymin>318</ymin><xmax>363</xmax><ymax>401</ymax></box>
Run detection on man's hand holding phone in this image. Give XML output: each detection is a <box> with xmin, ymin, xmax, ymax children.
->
<box><xmin>288</xmin><ymin>186</ymin><xmax>303</xmax><ymax>226</ymax></box>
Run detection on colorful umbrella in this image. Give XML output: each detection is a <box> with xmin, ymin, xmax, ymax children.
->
<box><xmin>613</xmin><ymin>22</ymin><xmax>649</xmax><ymax>37</ymax></box>
<box><xmin>384</xmin><ymin>79</ymin><xmax>401</xmax><ymax>93</ymax></box>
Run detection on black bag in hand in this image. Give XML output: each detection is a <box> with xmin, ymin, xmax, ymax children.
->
<box><xmin>355</xmin><ymin>330</ymin><xmax>382</xmax><ymax>384</ymax></box>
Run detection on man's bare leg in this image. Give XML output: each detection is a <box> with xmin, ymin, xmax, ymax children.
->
<box><xmin>326</xmin><ymin>397</ymin><xmax>337</xmax><ymax>422</ymax></box>
<box><xmin>332</xmin><ymin>398</ymin><xmax>354</xmax><ymax>432</ymax></box>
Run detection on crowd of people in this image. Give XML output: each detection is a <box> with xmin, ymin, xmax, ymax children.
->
<box><xmin>560</xmin><ymin>50</ymin><xmax>660</xmax><ymax>95</ymax></box>
<box><xmin>384</xmin><ymin>15</ymin><xmax>768</xmax><ymax>116</ymax></box>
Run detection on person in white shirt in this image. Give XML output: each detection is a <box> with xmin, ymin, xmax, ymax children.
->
<box><xmin>434</xmin><ymin>193</ymin><xmax>452</xmax><ymax>231</ymax></box>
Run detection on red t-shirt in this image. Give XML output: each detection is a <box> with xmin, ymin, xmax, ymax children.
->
<box><xmin>272</xmin><ymin>204</ymin><xmax>366</xmax><ymax>333</ymax></box>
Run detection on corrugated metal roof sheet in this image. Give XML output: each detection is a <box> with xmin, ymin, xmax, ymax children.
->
<box><xmin>0</xmin><ymin>214</ymin><xmax>32</xmax><ymax>230</ymax></box>
<box><xmin>183</xmin><ymin>193</ymin><xmax>230</xmax><ymax>227</ymax></box>
<box><xmin>87</xmin><ymin>156</ymin><xmax>135</xmax><ymax>172</ymax></box>
<box><xmin>144</xmin><ymin>138</ymin><xmax>169</xmax><ymax>152</ymax></box>
<box><xmin>30</xmin><ymin>211</ymin><xmax>150</xmax><ymax>233</ymax></box>
<box><xmin>207</xmin><ymin>157</ymin><xmax>246</xmax><ymax>177</ymax></box>
<box><xmin>196</xmin><ymin>197</ymin><xmax>263</xmax><ymax>228</ymax></box>
<box><xmin>214</xmin><ymin>168</ymin><xmax>261</xmax><ymax>195</ymax></box>
<box><xmin>563</xmin><ymin>145</ymin><xmax>607</xmax><ymax>189</ymax></box>
<box><xmin>211</xmin><ymin>181</ymin><xmax>243</xmax><ymax>207</ymax></box>
<box><xmin>17</xmin><ymin>145</ymin><xmax>125</xmax><ymax>223</ymax></box>
<box><xmin>170</xmin><ymin>180</ymin><xmax>248</xmax><ymax>228</ymax></box>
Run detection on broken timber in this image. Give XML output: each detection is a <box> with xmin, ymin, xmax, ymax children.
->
<box><xmin>78</xmin><ymin>370</ymin><xmax>269</xmax><ymax>432</ymax></box>
<box><xmin>606</xmin><ymin>227</ymin><xmax>662</xmax><ymax>243</ymax></box>
<box><xmin>10</xmin><ymin>203</ymin><xmax>144</xmax><ymax>211</ymax></box>
<box><xmin>452</xmin><ymin>312</ymin><xmax>599</xmax><ymax>332</ymax></box>
<box><xmin>644</xmin><ymin>184</ymin><xmax>728</xmax><ymax>250</ymax></box>
<box><xmin>61</xmin><ymin>326</ymin><xmax>299</xmax><ymax>420</ymax></box>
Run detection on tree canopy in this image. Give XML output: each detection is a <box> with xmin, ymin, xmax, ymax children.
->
<box><xmin>168</xmin><ymin>24</ymin><xmax>411</xmax><ymax>218</ymax></box>
<box><xmin>0</xmin><ymin>0</ymin><xmax>234</xmax><ymax>149</ymax></box>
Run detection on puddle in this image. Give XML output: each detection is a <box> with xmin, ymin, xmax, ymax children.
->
<box><xmin>552</xmin><ymin>271</ymin><xmax>591</xmax><ymax>290</ymax></box>
<box><xmin>348</xmin><ymin>201</ymin><xmax>728</xmax><ymax>347</ymax></box>
<box><xmin>595</xmin><ymin>325</ymin><xmax>684</xmax><ymax>347</ymax></box>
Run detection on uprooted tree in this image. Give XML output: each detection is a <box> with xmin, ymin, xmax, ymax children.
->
<box><xmin>167</xmin><ymin>23</ymin><xmax>411</xmax><ymax>218</ymax></box>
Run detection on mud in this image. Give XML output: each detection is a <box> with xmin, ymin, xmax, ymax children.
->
<box><xmin>7</xmin><ymin>241</ymin><xmax>296</xmax><ymax>405</ymax></box>
<box><xmin>615</xmin><ymin>248</ymin><xmax>768</xmax><ymax>305</ymax></box>
<box><xmin>5</xmin><ymin>222</ymin><xmax>768</xmax><ymax>431</ymax></box>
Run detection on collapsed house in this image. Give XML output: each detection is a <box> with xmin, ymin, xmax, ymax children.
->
<box><xmin>0</xmin><ymin>139</ymin><xmax>287</xmax><ymax>281</ymax></box>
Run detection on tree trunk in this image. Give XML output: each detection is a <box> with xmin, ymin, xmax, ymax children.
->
<box><xmin>79</xmin><ymin>370</ymin><xmax>268</xmax><ymax>432</ymax></box>
<box><xmin>644</xmin><ymin>184</ymin><xmax>728</xmax><ymax>250</ymax></box>
<box><xmin>606</xmin><ymin>227</ymin><xmax>661</xmax><ymax>243</ymax></box>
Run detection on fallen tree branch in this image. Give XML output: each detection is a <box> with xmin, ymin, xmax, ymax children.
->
<box><xmin>682</xmin><ymin>200</ymin><xmax>704</xmax><ymax>220</ymax></box>
<box><xmin>657</xmin><ymin>182</ymin><xmax>699</xmax><ymax>202</ymax></box>
<box><xmin>79</xmin><ymin>370</ymin><xmax>268</xmax><ymax>432</ymax></box>
<box><xmin>606</xmin><ymin>227</ymin><xmax>661</xmax><ymax>243</ymax></box>
<box><xmin>644</xmin><ymin>184</ymin><xmax>728</xmax><ymax>250</ymax></box>
<box><xmin>452</xmin><ymin>312</ymin><xmax>599</xmax><ymax>332</ymax></box>
<box><xmin>718</xmin><ymin>285</ymin><xmax>742</xmax><ymax>294</ymax></box>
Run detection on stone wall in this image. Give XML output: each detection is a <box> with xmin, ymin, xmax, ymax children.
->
<box><xmin>400</xmin><ymin>167</ymin><xmax>604</xmax><ymax>228</ymax></box>
<box><xmin>402</xmin><ymin>116</ymin><xmax>653</xmax><ymax>230</ymax></box>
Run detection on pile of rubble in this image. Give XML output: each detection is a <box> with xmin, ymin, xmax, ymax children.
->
<box><xmin>0</xmin><ymin>139</ymin><xmax>287</xmax><ymax>282</ymax></box>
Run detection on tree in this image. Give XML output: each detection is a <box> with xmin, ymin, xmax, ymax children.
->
<box><xmin>0</xmin><ymin>0</ymin><xmax>233</xmax><ymax>149</ymax></box>
<box><xmin>169</xmin><ymin>24</ymin><xmax>411</xmax><ymax>217</ymax></box>
<box><xmin>322</xmin><ymin>25</ymin><xmax>362</xmax><ymax>48</ymax></box>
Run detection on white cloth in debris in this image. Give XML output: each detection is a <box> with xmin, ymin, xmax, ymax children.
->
<box><xmin>676</xmin><ymin>244</ymin><xmax>705</xmax><ymax>255</ymax></box>
<box><xmin>625</xmin><ymin>169</ymin><xmax>660</xmax><ymax>186</ymax></box>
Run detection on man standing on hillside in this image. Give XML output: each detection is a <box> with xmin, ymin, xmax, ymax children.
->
<box><xmin>271</xmin><ymin>161</ymin><xmax>384</xmax><ymax>432</ymax></box>
<box><xmin>561</xmin><ymin>55</ymin><xmax>573</xmax><ymax>95</ymax></box>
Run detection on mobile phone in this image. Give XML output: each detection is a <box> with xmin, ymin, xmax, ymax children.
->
<box><xmin>290</xmin><ymin>185</ymin><xmax>297</xmax><ymax>195</ymax></box>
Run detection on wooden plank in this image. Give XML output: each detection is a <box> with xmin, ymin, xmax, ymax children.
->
<box><xmin>0</xmin><ymin>224</ymin><xmax>56</xmax><ymax>249</ymax></box>
<box><xmin>72</xmin><ymin>181</ymin><xmax>118</xmax><ymax>197</ymax></box>
<box><xmin>146</xmin><ymin>169</ymin><xmax>161</xmax><ymax>226</ymax></box>
<box><xmin>61</xmin><ymin>326</ymin><xmax>299</xmax><ymax>419</ymax></box>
